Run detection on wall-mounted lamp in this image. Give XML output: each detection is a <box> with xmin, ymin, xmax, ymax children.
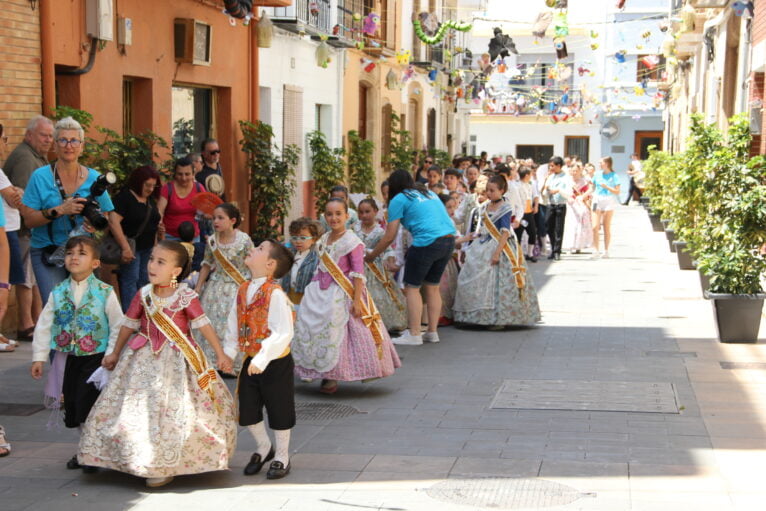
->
<box><xmin>28</xmin><ymin>0</ymin><xmax>37</xmax><ymax>10</ymax></box>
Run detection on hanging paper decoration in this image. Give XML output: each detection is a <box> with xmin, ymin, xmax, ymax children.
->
<box><xmin>361</xmin><ymin>58</ymin><xmax>376</xmax><ymax>73</ymax></box>
<box><xmin>591</xmin><ymin>43</ymin><xmax>599</xmax><ymax>50</ymax></box>
<box><xmin>402</xmin><ymin>65</ymin><xmax>415</xmax><ymax>83</ymax></box>
<box><xmin>532</xmin><ymin>11</ymin><xmax>553</xmax><ymax>39</ymax></box>
<box><xmin>681</xmin><ymin>4</ymin><xmax>696</xmax><ymax>33</ymax></box>
<box><xmin>641</xmin><ymin>55</ymin><xmax>660</xmax><ymax>69</ymax></box>
<box><xmin>309</xmin><ymin>1</ymin><xmax>319</xmax><ymax>16</ymax></box>
<box><xmin>256</xmin><ymin>11</ymin><xmax>273</xmax><ymax>48</ymax></box>
<box><xmin>363</xmin><ymin>12</ymin><xmax>380</xmax><ymax>36</ymax></box>
<box><xmin>661</xmin><ymin>35</ymin><xmax>675</xmax><ymax>58</ymax></box>
<box><xmin>396</xmin><ymin>50</ymin><xmax>411</xmax><ymax>65</ymax></box>
<box><xmin>412</xmin><ymin>13</ymin><xmax>472</xmax><ymax>45</ymax></box>
<box><xmin>488</xmin><ymin>28</ymin><xmax>518</xmax><ymax>60</ymax></box>
<box><xmin>554</xmin><ymin>38</ymin><xmax>568</xmax><ymax>59</ymax></box>
<box><xmin>352</xmin><ymin>12</ymin><xmax>362</xmax><ymax>21</ymax></box>
<box><xmin>590</xmin><ymin>30</ymin><xmax>598</xmax><ymax>39</ymax></box>
<box><xmin>428</xmin><ymin>69</ymin><xmax>438</xmax><ymax>81</ymax></box>
<box><xmin>223</xmin><ymin>0</ymin><xmax>253</xmax><ymax>20</ymax></box>
<box><xmin>545</xmin><ymin>0</ymin><xmax>557</xmax><ymax>6</ymax></box>
<box><xmin>553</xmin><ymin>12</ymin><xmax>569</xmax><ymax>37</ymax></box>
<box><xmin>659</xmin><ymin>20</ymin><xmax>670</xmax><ymax>32</ymax></box>
<box><xmin>332</xmin><ymin>24</ymin><xmax>341</xmax><ymax>35</ymax></box>
<box><xmin>316</xmin><ymin>37</ymin><xmax>331</xmax><ymax>68</ymax></box>
<box><xmin>732</xmin><ymin>1</ymin><xmax>754</xmax><ymax>17</ymax></box>
<box><xmin>634</xmin><ymin>85</ymin><xmax>645</xmax><ymax>96</ymax></box>
<box><xmin>577</xmin><ymin>65</ymin><xmax>590</xmax><ymax>76</ymax></box>
<box><xmin>642</xmin><ymin>30</ymin><xmax>651</xmax><ymax>41</ymax></box>
<box><xmin>616</xmin><ymin>0</ymin><xmax>627</xmax><ymax>8</ymax></box>
<box><xmin>614</xmin><ymin>50</ymin><xmax>626</xmax><ymax>63</ymax></box>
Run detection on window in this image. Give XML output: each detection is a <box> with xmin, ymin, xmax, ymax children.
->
<box><xmin>123</xmin><ymin>79</ymin><xmax>133</xmax><ymax>135</ymax></box>
<box><xmin>315</xmin><ymin>104</ymin><xmax>332</xmax><ymax>139</ymax></box>
<box><xmin>171</xmin><ymin>85</ymin><xmax>212</xmax><ymax>156</ymax></box>
<box><xmin>636</xmin><ymin>54</ymin><xmax>666</xmax><ymax>82</ymax></box>
<box><xmin>359</xmin><ymin>83</ymin><xmax>370</xmax><ymax>139</ymax></box>
<box><xmin>427</xmin><ymin>108</ymin><xmax>436</xmax><ymax>149</ymax></box>
<box><xmin>565</xmin><ymin>136</ymin><xmax>589</xmax><ymax>163</ymax></box>
<box><xmin>283</xmin><ymin>85</ymin><xmax>303</xmax><ymax>149</ymax></box>
<box><xmin>516</xmin><ymin>145</ymin><xmax>554</xmax><ymax>164</ymax></box>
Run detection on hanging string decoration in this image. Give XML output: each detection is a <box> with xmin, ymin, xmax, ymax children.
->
<box><xmin>223</xmin><ymin>0</ymin><xmax>253</xmax><ymax>20</ymax></box>
<box><xmin>363</xmin><ymin>12</ymin><xmax>380</xmax><ymax>36</ymax></box>
<box><xmin>316</xmin><ymin>36</ymin><xmax>331</xmax><ymax>68</ymax></box>
<box><xmin>553</xmin><ymin>11</ymin><xmax>569</xmax><ymax>37</ymax></box>
<box><xmin>532</xmin><ymin>11</ymin><xmax>553</xmax><ymax>39</ymax></box>
<box><xmin>554</xmin><ymin>38</ymin><xmax>568</xmax><ymax>59</ymax></box>
<box><xmin>396</xmin><ymin>50</ymin><xmax>411</xmax><ymax>65</ymax></box>
<box><xmin>488</xmin><ymin>27</ymin><xmax>519</xmax><ymax>60</ymax></box>
<box><xmin>256</xmin><ymin>11</ymin><xmax>273</xmax><ymax>48</ymax></box>
<box><xmin>412</xmin><ymin>13</ymin><xmax>472</xmax><ymax>45</ymax></box>
<box><xmin>386</xmin><ymin>69</ymin><xmax>400</xmax><ymax>90</ymax></box>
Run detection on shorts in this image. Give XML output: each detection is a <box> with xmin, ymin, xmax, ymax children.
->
<box><xmin>403</xmin><ymin>235</ymin><xmax>455</xmax><ymax>287</ymax></box>
<box><xmin>237</xmin><ymin>353</ymin><xmax>296</xmax><ymax>430</ymax></box>
<box><xmin>6</xmin><ymin>231</ymin><xmax>25</xmax><ymax>286</ymax></box>
<box><xmin>17</xmin><ymin>231</ymin><xmax>36</xmax><ymax>288</ymax></box>
<box><xmin>594</xmin><ymin>195</ymin><xmax>619</xmax><ymax>212</ymax></box>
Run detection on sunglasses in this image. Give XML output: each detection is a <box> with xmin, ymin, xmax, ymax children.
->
<box><xmin>425</xmin><ymin>160</ymin><xmax>433</xmax><ymax>164</ymax></box>
<box><xmin>208</xmin><ymin>150</ymin><xmax>221</xmax><ymax>155</ymax></box>
<box><xmin>291</xmin><ymin>235</ymin><xmax>314</xmax><ymax>242</ymax></box>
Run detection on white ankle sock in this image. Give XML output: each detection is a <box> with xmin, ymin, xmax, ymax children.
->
<box><xmin>274</xmin><ymin>429</ymin><xmax>291</xmax><ymax>465</ymax></box>
<box><xmin>247</xmin><ymin>422</ymin><xmax>272</xmax><ymax>457</ymax></box>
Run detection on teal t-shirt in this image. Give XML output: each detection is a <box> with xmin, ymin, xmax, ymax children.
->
<box><xmin>593</xmin><ymin>171</ymin><xmax>621</xmax><ymax>196</ymax></box>
<box><xmin>388</xmin><ymin>189</ymin><xmax>455</xmax><ymax>247</ymax></box>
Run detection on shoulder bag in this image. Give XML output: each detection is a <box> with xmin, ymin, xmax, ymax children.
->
<box><xmin>100</xmin><ymin>198</ymin><xmax>153</xmax><ymax>265</ymax></box>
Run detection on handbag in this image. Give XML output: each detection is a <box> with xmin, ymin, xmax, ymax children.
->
<box><xmin>100</xmin><ymin>199</ymin><xmax>153</xmax><ymax>265</ymax></box>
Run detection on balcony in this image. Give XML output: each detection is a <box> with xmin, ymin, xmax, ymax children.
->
<box><xmin>269</xmin><ymin>0</ymin><xmax>332</xmax><ymax>37</ymax></box>
<box><xmin>480</xmin><ymin>89</ymin><xmax>584</xmax><ymax>119</ymax></box>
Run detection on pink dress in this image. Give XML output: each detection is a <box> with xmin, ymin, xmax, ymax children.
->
<box><xmin>568</xmin><ymin>178</ymin><xmax>593</xmax><ymax>251</ymax></box>
<box><xmin>292</xmin><ymin>231</ymin><xmax>401</xmax><ymax>381</ymax></box>
<box><xmin>79</xmin><ymin>284</ymin><xmax>237</xmax><ymax>478</ymax></box>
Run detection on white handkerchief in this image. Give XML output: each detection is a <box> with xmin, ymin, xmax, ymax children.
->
<box><xmin>86</xmin><ymin>366</ymin><xmax>111</xmax><ymax>390</ymax></box>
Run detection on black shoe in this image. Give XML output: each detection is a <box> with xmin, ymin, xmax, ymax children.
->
<box><xmin>66</xmin><ymin>455</ymin><xmax>81</xmax><ymax>469</ymax></box>
<box><xmin>527</xmin><ymin>256</ymin><xmax>538</xmax><ymax>263</ymax></box>
<box><xmin>244</xmin><ymin>447</ymin><xmax>275</xmax><ymax>476</ymax></box>
<box><xmin>554</xmin><ymin>253</ymin><xmax>561</xmax><ymax>261</ymax></box>
<box><xmin>81</xmin><ymin>465</ymin><xmax>98</xmax><ymax>474</ymax></box>
<box><xmin>547</xmin><ymin>254</ymin><xmax>555</xmax><ymax>260</ymax></box>
<box><xmin>266</xmin><ymin>460</ymin><xmax>291</xmax><ymax>480</ymax></box>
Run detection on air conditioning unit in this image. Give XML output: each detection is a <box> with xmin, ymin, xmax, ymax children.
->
<box><xmin>86</xmin><ymin>0</ymin><xmax>114</xmax><ymax>41</ymax></box>
<box><xmin>174</xmin><ymin>19</ymin><xmax>212</xmax><ymax>66</ymax></box>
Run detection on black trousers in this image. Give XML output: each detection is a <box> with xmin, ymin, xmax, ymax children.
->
<box><xmin>626</xmin><ymin>178</ymin><xmax>643</xmax><ymax>203</ymax></box>
<box><xmin>514</xmin><ymin>212</ymin><xmax>537</xmax><ymax>247</ymax></box>
<box><xmin>62</xmin><ymin>352</ymin><xmax>104</xmax><ymax>428</ymax></box>
<box><xmin>238</xmin><ymin>354</ymin><xmax>296</xmax><ymax>430</ymax></box>
<box><xmin>535</xmin><ymin>204</ymin><xmax>548</xmax><ymax>239</ymax></box>
<box><xmin>545</xmin><ymin>204</ymin><xmax>567</xmax><ymax>256</ymax></box>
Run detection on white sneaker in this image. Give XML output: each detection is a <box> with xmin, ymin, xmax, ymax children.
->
<box><xmin>392</xmin><ymin>330</ymin><xmax>423</xmax><ymax>346</ymax></box>
<box><xmin>602</xmin><ymin>251</ymin><xmax>610</xmax><ymax>259</ymax></box>
<box><xmin>423</xmin><ymin>331</ymin><xmax>440</xmax><ymax>343</ymax></box>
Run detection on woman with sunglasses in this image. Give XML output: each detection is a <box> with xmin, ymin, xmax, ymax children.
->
<box><xmin>413</xmin><ymin>155</ymin><xmax>433</xmax><ymax>185</ymax></box>
<box><xmin>21</xmin><ymin>117</ymin><xmax>122</xmax><ymax>304</ymax></box>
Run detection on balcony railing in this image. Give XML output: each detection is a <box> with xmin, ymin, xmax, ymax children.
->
<box><xmin>270</xmin><ymin>0</ymin><xmax>332</xmax><ymax>36</ymax></box>
<box><xmin>483</xmin><ymin>89</ymin><xmax>583</xmax><ymax>116</ymax></box>
<box><xmin>336</xmin><ymin>2</ymin><xmax>363</xmax><ymax>46</ymax></box>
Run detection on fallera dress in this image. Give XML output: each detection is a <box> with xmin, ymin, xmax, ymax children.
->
<box><xmin>353</xmin><ymin>222</ymin><xmax>407</xmax><ymax>332</ymax></box>
<box><xmin>196</xmin><ymin>230</ymin><xmax>254</xmax><ymax>370</ymax></box>
<box><xmin>292</xmin><ymin>231</ymin><xmax>401</xmax><ymax>381</ymax></box>
<box><xmin>565</xmin><ymin>177</ymin><xmax>593</xmax><ymax>251</ymax></box>
<box><xmin>78</xmin><ymin>284</ymin><xmax>237</xmax><ymax>478</ymax></box>
<box><xmin>453</xmin><ymin>201</ymin><xmax>541</xmax><ymax>327</ymax></box>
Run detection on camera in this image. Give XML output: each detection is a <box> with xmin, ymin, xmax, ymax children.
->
<box><xmin>76</xmin><ymin>172</ymin><xmax>116</xmax><ymax>230</ymax></box>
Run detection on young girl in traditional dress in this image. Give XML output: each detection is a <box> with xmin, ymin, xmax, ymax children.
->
<box><xmin>282</xmin><ymin>217</ymin><xmax>321</xmax><ymax>309</ymax></box>
<box><xmin>566</xmin><ymin>163</ymin><xmax>594</xmax><ymax>253</ymax></box>
<box><xmin>453</xmin><ymin>176</ymin><xmax>541</xmax><ymax>329</ymax></box>
<box><xmin>292</xmin><ymin>198</ymin><xmax>401</xmax><ymax>394</ymax></box>
<box><xmin>79</xmin><ymin>241</ymin><xmax>237</xmax><ymax>488</ymax></box>
<box><xmin>194</xmin><ymin>203</ymin><xmax>254</xmax><ymax>369</ymax></box>
<box><xmin>354</xmin><ymin>199</ymin><xmax>407</xmax><ymax>333</ymax></box>
<box><xmin>437</xmin><ymin>194</ymin><xmax>460</xmax><ymax>326</ymax></box>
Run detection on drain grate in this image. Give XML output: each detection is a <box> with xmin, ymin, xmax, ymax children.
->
<box><xmin>296</xmin><ymin>402</ymin><xmax>363</xmax><ymax>421</ymax></box>
<box><xmin>0</xmin><ymin>403</ymin><xmax>45</xmax><ymax>416</ymax></box>
<box><xmin>491</xmin><ymin>380</ymin><xmax>679</xmax><ymax>414</ymax></box>
<box><xmin>719</xmin><ymin>362</ymin><xmax>766</xmax><ymax>370</ymax></box>
<box><xmin>426</xmin><ymin>477</ymin><xmax>594</xmax><ymax>509</ymax></box>
<box><xmin>645</xmin><ymin>351</ymin><xmax>697</xmax><ymax>358</ymax></box>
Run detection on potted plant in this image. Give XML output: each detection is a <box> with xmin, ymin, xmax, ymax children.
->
<box><xmin>695</xmin><ymin>116</ymin><xmax>766</xmax><ymax>343</ymax></box>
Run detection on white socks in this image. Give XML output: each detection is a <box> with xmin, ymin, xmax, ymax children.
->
<box><xmin>274</xmin><ymin>429</ymin><xmax>291</xmax><ymax>465</ymax></box>
<box><xmin>248</xmin><ymin>422</ymin><xmax>272</xmax><ymax>457</ymax></box>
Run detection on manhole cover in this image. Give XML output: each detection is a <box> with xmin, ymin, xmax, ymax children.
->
<box><xmin>0</xmin><ymin>403</ymin><xmax>45</xmax><ymax>416</ymax></box>
<box><xmin>296</xmin><ymin>402</ymin><xmax>363</xmax><ymax>421</ymax></box>
<box><xmin>491</xmin><ymin>380</ymin><xmax>679</xmax><ymax>413</ymax></box>
<box><xmin>645</xmin><ymin>351</ymin><xmax>697</xmax><ymax>358</ymax></box>
<box><xmin>426</xmin><ymin>477</ymin><xmax>594</xmax><ymax>509</ymax></box>
<box><xmin>720</xmin><ymin>362</ymin><xmax>766</xmax><ymax>370</ymax></box>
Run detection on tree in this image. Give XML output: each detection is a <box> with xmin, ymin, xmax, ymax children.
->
<box><xmin>347</xmin><ymin>130</ymin><xmax>375</xmax><ymax>195</ymax></box>
<box><xmin>308</xmin><ymin>130</ymin><xmax>346</xmax><ymax>215</ymax></box>
<box><xmin>385</xmin><ymin>112</ymin><xmax>414</xmax><ymax>172</ymax></box>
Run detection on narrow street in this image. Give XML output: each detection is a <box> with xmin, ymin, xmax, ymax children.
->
<box><xmin>2</xmin><ymin>205</ymin><xmax>765</xmax><ymax>510</ymax></box>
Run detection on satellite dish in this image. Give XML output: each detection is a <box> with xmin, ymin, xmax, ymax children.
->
<box><xmin>600</xmin><ymin>121</ymin><xmax>620</xmax><ymax>140</ymax></box>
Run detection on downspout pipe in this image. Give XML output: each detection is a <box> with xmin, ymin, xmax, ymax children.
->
<box><xmin>40</xmin><ymin>0</ymin><xmax>56</xmax><ymax>116</ymax></box>
<box><xmin>58</xmin><ymin>38</ymin><xmax>98</xmax><ymax>76</ymax></box>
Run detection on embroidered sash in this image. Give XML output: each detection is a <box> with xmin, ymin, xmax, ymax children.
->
<box><xmin>482</xmin><ymin>212</ymin><xmax>526</xmax><ymax>292</ymax></box>
<box><xmin>320</xmin><ymin>252</ymin><xmax>385</xmax><ymax>360</ymax></box>
<box><xmin>365</xmin><ymin>261</ymin><xmax>405</xmax><ymax>311</ymax></box>
<box><xmin>209</xmin><ymin>236</ymin><xmax>247</xmax><ymax>286</ymax></box>
<box><xmin>140</xmin><ymin>287</ymin><xmax>220</xmax><ymax>406</ymax></box>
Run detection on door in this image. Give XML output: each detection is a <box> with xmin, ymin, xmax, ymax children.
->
<box><xmin>516</xmin><ymin>145</ymin><xmax>554</xmax><ymax>164</ymax></box>
<box><xmin>635</xmin><ymin>131</ymin><xmax>663</xmax><ymax>159</ymax></box>
<box><xmin>358</xmin><ymin>83</ymin><xmax>369</xmax><ymax>139</ymax></box>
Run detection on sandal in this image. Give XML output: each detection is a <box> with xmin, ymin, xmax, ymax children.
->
<box><xmin>0</xmin><ymin>426</ymin><xmax>10</xmax><ymax>457</ymax></box>
<box><xmin>16</xmin><ymin>327</ymin><xmax>34</xmax><ymax>341</ymax></box>
<box><xmin>319</xmin><ymin>379</ymin><xmax>338</xmax><ymax>394</ymax></box>
<box><xmin>0</xmin><ymin>342</ymin><xmax>15</xmax><ymax>353</ymax></box>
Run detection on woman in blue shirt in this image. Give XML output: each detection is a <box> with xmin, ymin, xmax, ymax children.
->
<box><xmin>21</xmin><ymin>117</ymin><xmax>123</xmax><ymax>304</ymax></box>
<box><xmin>366</xmin><ymin>169</ymin><xmax>455</xmax><ymax>346</ymax></box>
<box><xmin>591</xmin><ymin>156</ymin><xmax>621</xmax><ymax>258</ymax></box>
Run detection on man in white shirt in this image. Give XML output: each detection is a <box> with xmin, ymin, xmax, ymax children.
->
<box><xmin>625</xmin><ymin>153</ymin><xmax>644</xmax><ymax>205</ymax></box>
<box><xmin>541</xmin><ymin>156</ymin><xmax>571</xmax><ymax>261</ymax></box>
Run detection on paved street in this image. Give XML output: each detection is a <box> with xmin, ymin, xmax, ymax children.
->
<box><xmin>2</xmin><ymin>205</ymin><xmax>766</xmax><ymax>510</ymax></box>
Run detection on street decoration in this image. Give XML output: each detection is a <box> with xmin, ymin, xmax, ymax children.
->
<box><xmin>256</xmin><ymin>11</ymin><xmax>273</xmax><ymax>47</ymax></box>
<box><xmin>412</xmin><ymin>13</ymin><xmax>472</xmax><ymax>45</ymax></box>
<box><xmin>488</xmin><ymin>27</ymin><xmax>519</xmax><ymax>60</ymax></box>
<box><xmin>363</xmin><ymin>13</ymin><xmax>380</xmax><ymax>36</ymax></box>
<box><xmin>316</xmin><ymin>36</ymin><xmax>331</xmax><ymax>68</ymax></box>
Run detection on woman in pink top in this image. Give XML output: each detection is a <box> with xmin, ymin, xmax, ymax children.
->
<box><xmin>157</xmin><ymin>156</ymin><xmax>206</xmax><ymax>241</ymax></box>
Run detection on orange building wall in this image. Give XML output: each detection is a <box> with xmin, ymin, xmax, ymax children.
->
<box><xmin>49</xmin><ymin>0</ymin><xmax>257</xmax><ymax>218</ymax></box>
<box><xmin>0</xmin><ymin>0</ymin><xmax>42</xmax><ymax>151</ymax></box>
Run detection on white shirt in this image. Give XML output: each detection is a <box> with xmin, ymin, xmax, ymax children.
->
<box><xmin>32</xmin><ymin>278</ymin><xmax>124</xmax><ymax>362</ymax></box>
<box><xmin>223</xmin><ymin>277</ymin><xmax>294</xmax><ymax>372</ymax></box>
<box><xmin>504</xmin><ymin>180</ymin><xmax>524</xmax><ymax>221</ymax></box>
<box><xmin>0</xmin><ymin>169</ymin><xmax>21</xmax><ymax>232</ymax></box>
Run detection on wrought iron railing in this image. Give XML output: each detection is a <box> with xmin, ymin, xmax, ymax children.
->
<box><xmin>270</xmin><ymin>0</ymin><xmax>332</xmax><ymax>34</ymax></box>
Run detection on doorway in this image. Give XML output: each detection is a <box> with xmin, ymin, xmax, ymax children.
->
<box><xmin>635</xmin><ymin>131</ymin><xmax>663</xmax><ymax>159</ymax></box>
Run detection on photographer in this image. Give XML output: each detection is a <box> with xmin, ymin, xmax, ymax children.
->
<box><xmin>20</xmin><ymin>117</ymin><xmax>117</xmax><ymax>304</ymax></box>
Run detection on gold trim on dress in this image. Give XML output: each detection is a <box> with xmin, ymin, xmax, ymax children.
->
<box><xmin>210</xmin><ymin>236</ymin><xmax>247</xmax><ymax>286</ymax></box>
<box><xmin>366</xmin><ymin>261</ymin><xmax>405</xmax><ymax>311</ymax></box>
<box><xmin>482</xmin><ymin>212</ymin><xmax>526</xmax><ymax>292</ymax></box>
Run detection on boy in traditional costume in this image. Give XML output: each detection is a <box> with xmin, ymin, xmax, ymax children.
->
<box><xmin>30</xmin><ymin>236</ymin><xmax>124</xmax><ymax>472</ymax></box>
<box><xmin>224</xmin><ymin>239</ymin><xmax>296</xmax><ymax>479</ymax></box>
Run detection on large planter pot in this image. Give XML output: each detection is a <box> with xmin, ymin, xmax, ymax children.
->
<box><xmin>661</xmin><ymin>219</ymin><xmax>670</xmax><ymax>231</ymax></box>
<box><xmin>640</xmin><ymin>196</ymin><xmax>651</xmax><ymax>208</ymax></box>
<box><xmin>699</xmin><ymin>271</ymin><xmax>711</xmax><ymax>293</ymax></box>
<box><xmin>705</xmin><ymin>292</ymin><xmax>765</xmax><ymax>343</ymax></box>
<box><xmin>673</xmin><ymin>241</ymin><xmax>694</xmax><ymax>270</ymax></box>
<box><xmin>648</xmin><ymin>212</ymin><xmax>663</xmax><ymax>232</ymax></box>
<box><xmin>665</xmin><ymin>229</ymin><xmax>676</xmax><ymax>252</ymax></box>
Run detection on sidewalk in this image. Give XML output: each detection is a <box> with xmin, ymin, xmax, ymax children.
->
<box><xmin>2</xmin><ymin>205</ymin><xmax>766</xmax><ymax>510</ymax></box>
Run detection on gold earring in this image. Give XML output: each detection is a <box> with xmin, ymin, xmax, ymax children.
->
<box><xmin>171</xmin><ymin>275</ymin><xmax>178</xmax><ymax>289</ymax></box>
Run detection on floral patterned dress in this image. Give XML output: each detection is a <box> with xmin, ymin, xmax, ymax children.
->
<box><xmin>292</xmin><ymin>231</ymin><xmax>401</xmax><ymax>381</ymax></box>
<box><xmin>353</xmin><ymin>223</ymin><xmax>407</xmax><ymax>332</ymax></box>
<box><xmin>78</xmin><ymin>284</ymin><xmax>237</xmax><ymax>478</ymax></box>
<box><xmin>453</xmin><ymin>201</ymin><xmax>541</xmax><ymax>327</ymax></box>
<box><xmin>439</xmin><ymin>220</ymin><xmax>461</xmax><ymax>320</ymax></box>
<box><xmin>565</xmin><ymin>177</ymin><xmax>593</xmax><ymax>251</ymax></box>
<box><xmin>196</xmin><ymin>230</ymin><xmax>253</xmax><ymax>370</ymax></box>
